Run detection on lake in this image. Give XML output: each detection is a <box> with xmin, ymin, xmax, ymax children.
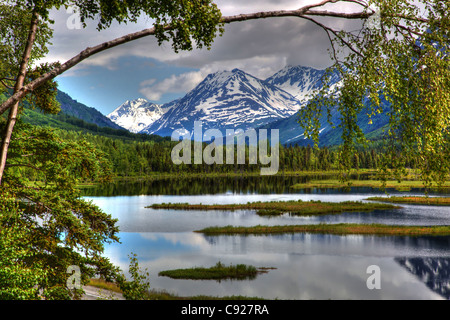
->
<box><xmin>82</xmin><ymin>176</ymin><xmax>450</xmax><ymax>300</ymax></box>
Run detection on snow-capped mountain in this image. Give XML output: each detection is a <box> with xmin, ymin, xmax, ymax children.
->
<box><xmin>141</xmin><ymin>68</ymin><xmax>302</xmax><ymax>137</ymax></box>
<box><xmin>107</xmin><ymin>98</ymin><xmax>168</xmax><ymax>133</ymax></box>
<box><xmin>265</xmin><ymin>65</ymin><xmax>341</xmax><ymax>101</ymax></box>
<box><xmin>259</xmin><ymin>65</ymin><xmax>391</xmax><ymax>146</ymax></box>
<box><xmin>112</xmin><ymin>64</ymin><xmax>387</xmax><ymax>146</ymax></box>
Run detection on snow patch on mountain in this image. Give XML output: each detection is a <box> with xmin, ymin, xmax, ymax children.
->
<box><xmin>107</xmin><ymin>98</ymin><xmax>168</xmax><ymax>133</ymax></box>
<box><xmin>265</xmin><ymin>65</ymin><xmax>340</xmax><ymax>102</ymax></box>
<box><xmin>141</xmin><ymin>68</ymin><xmax>303</xmax><ymax>137</ymax></box>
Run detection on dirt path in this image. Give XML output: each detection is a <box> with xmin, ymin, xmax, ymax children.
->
<box><xmin>81</xmin><ymin>286</ymin><xmax>125</xmax><ymax>300</ymax></box>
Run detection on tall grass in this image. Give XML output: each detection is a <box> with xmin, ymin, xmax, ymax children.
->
<box><xmin>291</xmin><ymin>179</ymin><xmax>450</xmax><ymax>191</ymax></box>
<box><xmin>196</xmin><ymin>223</ymin><xmax>450</xmax><ymax>236</ymax></box>
<box><xmin>148</xmin><ymin>200</ymin><xmax>400</xmax><ymax>217</ymax></box>
<box><xmin>366</xmin><ymin>196</ymin><xmax>450</xmax><ymax>206</ymax></box>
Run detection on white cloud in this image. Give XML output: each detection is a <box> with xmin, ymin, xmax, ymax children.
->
<box><xmin>139</xmin><ymin>71</ymin><xmax>205</xmax><ymax>101</ymax></box>
<box><xmin>140</xmin><ymin>78</ymin><xmax>157</xmax><ymax>87</ymax></box>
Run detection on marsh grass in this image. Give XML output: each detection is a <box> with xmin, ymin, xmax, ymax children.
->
<box><xmin>290</xmin><ymin>179</ymin><xmax>450</xmax><ymax>191</ymax></box>
<box><xmin>196</xmin><ymin>223</ymin><xmax>450</xmax><ymax>237</ymax></box>
<box><xmin>366</xmin><ymin>196</ymin><xmax>450</xmax><ymax>206</ymax></box>
<box><xmin>158</xmin><ymin>262</ymin><xmax>273</xmax><ymax>281</ymax></box>
<box><xmin>148</xmin><ymin>200</ymin><xmax>400</xmax><ymax>217</ymax></box>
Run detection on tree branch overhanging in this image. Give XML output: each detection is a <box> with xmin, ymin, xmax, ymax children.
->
<box><xmin>5</xmin><ymin>163</ymin><xmax>43</xmax><ymax>172</ymax></box>
<box><xmin>0</xmin><ymin>5</ymin><xmax>376</xmax><ymax>117</ymax></box>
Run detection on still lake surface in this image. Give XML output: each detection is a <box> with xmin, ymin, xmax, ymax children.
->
<box><xmin>82</xmin><ymin>176</ymin><xmax>450</xmax><ymax>300</ymax></box>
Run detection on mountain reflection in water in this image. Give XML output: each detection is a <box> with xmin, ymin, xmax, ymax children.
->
<box><xmin>85</xmin><ymin>176</ymin><xmax>450</xmax><ymax>300</ymax></box>
<box><xmin>396</xmin><ymin>257</ymin><xmax>450</xmax><ymax>300</ymax></box>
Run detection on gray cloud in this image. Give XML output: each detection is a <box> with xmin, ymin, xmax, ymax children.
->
<box><xmin>46</xmin><ymin>1</ymin><xmax>360</xmax><ymax>68</ymax></box>
<box><xmin>45</xmin><ymin>1</ymin><xmax>365</xmax><ymax>105</ymax></box>
<box><xmin>172</xmin><ymin>17</ymin><xmax>334</xmax><ymax>73</ymax></box>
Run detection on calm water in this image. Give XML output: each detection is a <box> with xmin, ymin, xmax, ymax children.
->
<box><xmin>83</xmin><ymin>176</ymin><xmax>450</xmax><ymax>300</ymax></box>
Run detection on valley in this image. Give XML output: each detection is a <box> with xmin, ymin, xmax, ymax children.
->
<box><xmin>15</xmin><ymin>63</ymin><xmax>449</xmax><ymax>301</ymax></box>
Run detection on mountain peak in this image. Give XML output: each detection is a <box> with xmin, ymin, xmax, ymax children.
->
<box><xmin>141</xmin><ymin>67</ymin><xmax>302</xmax><ymax>137</ymax></box>
<box><xmin>107</xmin><ymin>98</ymin><xmax>166</xmax><ymax>133</ymax></box>
<box><xmin>231</xmin><ymin>68</ymin><xmax>244</xmax><ymax>73</ymax></box>
<box><xmin>265</xmin><ymin>65</ymin><xmax>339</xmax><ymax>100</ymax></box>
<box><xmin>204</xmin><ymin>68</ymin><xmax>250</xmax><ymax>86</ymax></box>
<box><xmin>134</xmin><ymin>97</ymin><xmax>148</xmax><ymax>103</ymax></box>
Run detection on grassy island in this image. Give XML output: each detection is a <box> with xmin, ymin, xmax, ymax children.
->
<box><xmin>158</xmin><ymin>262</ymin><xmax>274</xmax><ymax>281</ymax></box>
<box><xmin>195</xmin><ymin>223</ymin><xmax>450</xmax><ymax>237</ymax></box>
<box><xmin>366</xmin><ymin>196</ymin><xmax>450</xmax><ymax>206</ymax></box>
<box><xmin>148</xmin><ymin>200</ymin><xmax>400</xmax><ymax>217</ymax></box>
<box><xmin>290</xmin><ymin>179</ymin><xmax>450</xmax><ymax>191</ymax></box>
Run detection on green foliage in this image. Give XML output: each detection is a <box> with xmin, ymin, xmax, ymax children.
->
<box><xmin>0</xmin><ymin>122</ymin><xmax>120</xmax><ymax>299</ymax></box>
<box><xmin>25</xmin><ymin>63</ymin><xmax>61</xmax><ymax>115</ymax></box>
<box><xmin>0</xmin><ymin>193</ymin><xmax>47</xmax><ymax>300</ymax></box>
<box><xmin>57</xmin><ymin>129</ymin><xmax>410</xmax><ymax>178</ymax></box>
<box><xmin>10</xmin><ymin>0</ymin><xmax>223</xmax><ymax>52</ymax></box>
<box><xmin>0</xmin><ymin>2</ymin><xmax>53</xmax><ymax>74</ymax></box>
<box><xmin>116</xmin><ymin>253</ymin><xmax>151</xmax><ymax>300</ymax></box>
<box><xmin>299</xmin><ymin>0</ymin><xmax>450</xmax><ymax>187</ymax></box>
<box><xmin>0</xmin><ymin>2</ymin><xmax>60</xmax><ymax>121</ymax></box>
<box><xmin>0</xmin><ymin>0</ymin><xmax>226</xmax><ymax>299</ymax></box>
<box><xmin>158</xmin><ymin>261</ymin><xmax>260</xmax><ymax>281</ymax></box>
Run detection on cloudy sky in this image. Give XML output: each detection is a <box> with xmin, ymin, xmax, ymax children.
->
<box><xmin>46</xmin><ymin>0</ymin><xmax>363</xmax><ymax>115</ymax></box>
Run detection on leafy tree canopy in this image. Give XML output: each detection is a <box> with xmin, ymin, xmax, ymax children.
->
<box><xmin>7</xmin><ymin>0</ymin><xmax>224</xmax><ymax>51</ymax></box>
<box><xmin>299</xmin><ymin>0</ymin><xmax>450</xmax><ymax>188</ymax></box>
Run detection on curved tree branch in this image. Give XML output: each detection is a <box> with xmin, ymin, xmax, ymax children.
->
<box><xmin>0</xmin><ymin>5</ymin><xmax>375</xmax><ymax>117</ymax></box>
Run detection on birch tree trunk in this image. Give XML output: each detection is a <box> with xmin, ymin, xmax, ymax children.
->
<box><xmin>0</xmin><ymin>12</ymin><xmax>39</xmax><ymax>184</ymax></box>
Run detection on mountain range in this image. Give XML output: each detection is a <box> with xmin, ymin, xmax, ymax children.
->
<box><xmin>140</xmin><ymin>68</ymin><xmax>303</xmax><ymax>137</ymax></box>
<box><xmin>18</xmin><ymin>64</ymin><xmax>388</xmax><ymax>147</ymax></box>
<box><xmin>107</xmin><ymin>65</ymin><xmax>388</xmax><ymax>146</ymax></box>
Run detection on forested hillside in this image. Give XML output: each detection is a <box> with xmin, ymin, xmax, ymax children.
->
<box><xmin>19</xmin><ymin>98</ymin><xmax>417</xmax><ymax>178</ymax></box>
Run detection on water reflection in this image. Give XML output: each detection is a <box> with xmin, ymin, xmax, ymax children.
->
<box><xmin>81</xmin><ymin>174</ymin><xmax>444</xmax><ymax>197</ymax></box>
<box><xmin>395</xmin><ymin>257</ymin><xmax>450</xmax><ymax>300</ymax></box>
<box><xmin>202</xmin><ymin>233</ymin><xmax>450</xmax><ymax>258</ymax></box>
<box><xmin>86</xmin><ymin>176</ymin><xmax>450</xmax><ymax>299</ymax></box>
<box><xmin>105</xmin><ymin>232</ymin><xmax>449</xmax><ymax>300</ymax></box>
<box><xmin>83</xmin><ymin>175</ymin><xmax>313</xmax><ymax>197</ymax></box>
<box><xmin>87</xmin><ymin>193</ymin><xmax>450</xmax><ymax>233</ymax></box>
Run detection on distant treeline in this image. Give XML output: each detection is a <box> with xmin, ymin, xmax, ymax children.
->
<box><xmin>56</xmin><ymin>130</ymin><xmax>420</xmax><ymax>178</ymax></box>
